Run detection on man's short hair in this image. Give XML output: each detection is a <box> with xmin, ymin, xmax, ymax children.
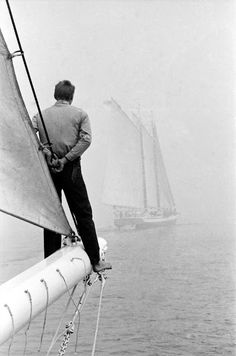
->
<box><xmin>54</xmin><ymin>80</ymin><xmax>75</xmax><ymax>101</ymax></box>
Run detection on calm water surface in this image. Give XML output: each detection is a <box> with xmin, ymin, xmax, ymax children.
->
<box><xmin>0</xmin><ymin>223</ymin><xmax>236</xmax><ymax>355</ymax></box>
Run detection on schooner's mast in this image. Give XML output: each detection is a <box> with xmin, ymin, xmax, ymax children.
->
<box><xmin>151</xmin><ymin>119</ymin><xmax>161</xmax><ymax>209</ymax></box>
<box><xmin>132</xmin><ymin>109</ymin><xmax>148</xmax><ymax>212</ymax></box>
<box><xmin>139</xmin><ymin>123</ymin><xmax>148</xmax><ymax>211</ymax></box>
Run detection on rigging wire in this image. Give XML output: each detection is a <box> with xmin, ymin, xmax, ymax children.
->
<box><xmin>5</xmin><ymin>0</ymin><xmax>54</xmax><ymax>156</ymax></box>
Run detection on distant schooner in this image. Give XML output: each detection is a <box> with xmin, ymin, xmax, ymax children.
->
<box><xmin>103</xmin><ymin>98</ymin><xmax>177</xmax><ymax>229</ymax></box>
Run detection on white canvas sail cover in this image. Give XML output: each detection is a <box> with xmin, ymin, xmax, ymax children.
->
<box><xmin>103</xmin><ymin>99</ymin><xmax>144</xmax><ymax>209</ymax></box>
<box><xmin>0</xmin><ymin>29</ymin><xmax>72</xmax><ymax>235</ymax></box>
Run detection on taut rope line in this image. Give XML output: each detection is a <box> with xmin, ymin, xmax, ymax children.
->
<box><xmin>5</xmin><ymin>0</ymin><xmax>54</xmax><ymax>156</ymax></box>
<box><xmin>91</xmin><ymin>273</ymin><xmax>106</xmax><ymax>356</ymax></box>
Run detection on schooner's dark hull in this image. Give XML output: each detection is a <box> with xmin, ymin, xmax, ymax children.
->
<box><xmin>114</xmin><ymin>214</ymin><xmax>177</xmax><ymax>229</ymax></box>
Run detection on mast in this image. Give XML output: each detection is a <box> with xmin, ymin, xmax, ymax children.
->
<box><xmin>151</xmin><ymin>119</ymin><xmax>161</xmax><ymax>209</ymax></box>
<box><xmin>139</xmin><ymin>123</ymin><xmax>148</xmax><ymax>211</ymax></box>
<box><xmin>131</xmin><ymin>110</ymin><xmax>148</xmax><ymax>211</ymax></box>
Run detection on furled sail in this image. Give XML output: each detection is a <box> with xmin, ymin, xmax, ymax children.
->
<box><xmin>103</xmin><ymin>98</ymin><xmax>144</xmax><ymax>209</ymax></box>
<box><xmin>0</xmin><ymin>29</ymin><xmax>72</xmax><ymax>235</ymax></box>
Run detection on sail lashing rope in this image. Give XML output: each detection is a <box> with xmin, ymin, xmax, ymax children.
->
<box><xmin>4</xmin><ymin>304</ymin><xmax>14</xmax><ymax>356</ymax></box>
<box><xmin>38</xmin><ymin>279</ymin><xmax>50</xmax><ymax>352</ymax></box>
<box><xmin>23</xmin><ymin>290</ymin><xmax>33</xmax><ymax>356</ymax></box>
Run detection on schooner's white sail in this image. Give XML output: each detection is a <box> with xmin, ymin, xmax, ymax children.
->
<box><xmin>103</xmin><ymin>99</ymin><xmax>143</xmax><ymax>209</ymax></box>
<box><xmin>0</xmin><ymin>29</ymin><xmax>71</xmax><ymax>235</ymax></box>
<box><xmin>140</xmin><ymin>122</ymin><xmax>158</xmax><ymax>208</ymax></box>
<box><xmin>152</xmin><ymin>121</ymin><xmax>176</xmax><ymax>211</ymax></box>
<box><xmin>103</xmin><ymin>98</ymin><xmax>177</xmax><ymax>228</ymax></box>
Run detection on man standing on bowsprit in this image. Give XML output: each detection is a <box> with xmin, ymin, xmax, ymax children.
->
<box><xmin>32</xmin><ymin>80</ymin><xmax>112</xmax><ymax>273</ymax></box>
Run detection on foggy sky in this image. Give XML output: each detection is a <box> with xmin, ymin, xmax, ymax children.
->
<box><xmin>0</xmin><ymin>0</ymin><xmax>235</xmax><ymax>227</ymax></box>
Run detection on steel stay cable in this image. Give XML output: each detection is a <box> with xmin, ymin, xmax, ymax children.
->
<box><xmin>5</xmin><ymin>0</ymin><xmax>54</xmax><ymax>156</ymax></box>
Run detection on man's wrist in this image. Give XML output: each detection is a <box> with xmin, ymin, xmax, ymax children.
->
<box><xmin>62</xmin><ymin>156</ymin><xmax>69</xmax><ymax>165</ymax></box>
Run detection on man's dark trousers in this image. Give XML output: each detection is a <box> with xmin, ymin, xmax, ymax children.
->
<box><xmin>44</xmin><ymin>158</ymin><xmax>100</xmax><ymax>266</ymax></box>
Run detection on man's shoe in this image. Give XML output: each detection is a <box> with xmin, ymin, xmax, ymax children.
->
<box><xmin>93</xmin><ymin>260</ymin><xmax>112</xmax><ymax>273</ymax></box>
